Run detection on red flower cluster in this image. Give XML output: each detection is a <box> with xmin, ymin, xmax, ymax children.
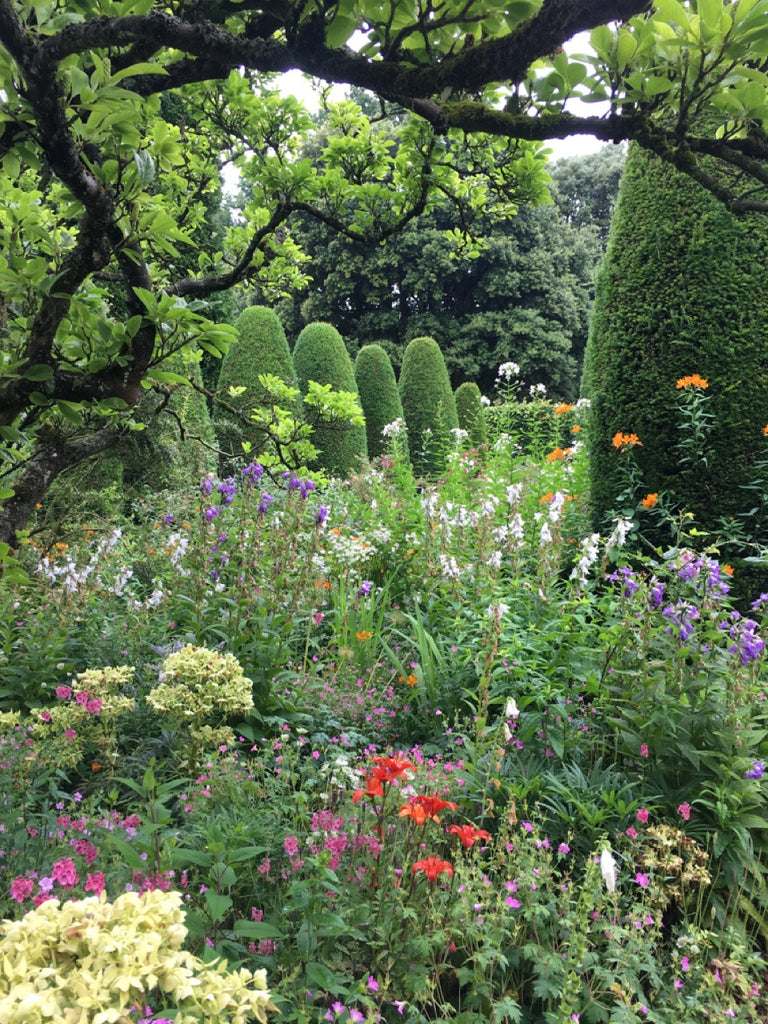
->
<box><xmin>352</xmin><ymin>755</ymin><xmax>415</xmax><ymax>803</ymax></box>
<box><xmin>399</xmin><ymin>794</ymin><xmax>460</xmax><ymax>825</ymax></box>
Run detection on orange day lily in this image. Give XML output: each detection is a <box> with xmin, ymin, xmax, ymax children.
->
<box><xmin>399</xmin><ymin>794</ymin><xmax>460</xmax><ymax>825</ymax></box>
<box><xmin>447</xmin><ymin>824</ymin><xmax>491</xmax><ymax>849</ymax></box>
<box><xmin>412</xmin><ymin>856</ymin><xmax>454</xmax><ymax>882</ymax></box>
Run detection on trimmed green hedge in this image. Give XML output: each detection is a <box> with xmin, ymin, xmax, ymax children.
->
<box><xmin>398</xmin><ymin>336</ymin><xmax>459</xmax><ymax>475</ymax></box>
<box><xmin>215</xmin><ymin>305</ymin><xmax>297</xmax><ymax>466</ymax></box>
<box><xmin>582</xmin><ymin>142</ymin><xmax>768</xmax><ymax>542</ymax></box>
<box><xmin>293</xmin><ymin>322</ymin><xmax>368</xmax><ymax>477</ymax></box>
<box><xmin>455</xmin><ymin>382</ymin><xmax>488</xmax><ymax>449</ymax></box>
<box><xmin>354</xmin><ymin>344</ymin><xmax>405</xmax><ymax>460</ymax></box>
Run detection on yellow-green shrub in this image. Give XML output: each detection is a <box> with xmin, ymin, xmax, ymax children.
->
<box><xmin>0</xmin><ymin>889</ymin><xmax>275</xmax><ymax>1024</ymax></box>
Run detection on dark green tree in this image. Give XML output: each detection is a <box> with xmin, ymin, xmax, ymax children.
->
<box><xmin>293</xmin><ymin>323</ymin><xmax>368</xmax><ymax>477</ymax></box>
<box><xmin>549</xmin><ymin>146</ymin><xmax>626</xmax><ymax>244</ymax></box>
<box><xmin>399</xmin><ymin>336</ymin><xmax>459</xmax><ymax>475</ymax></box>
<box><xmin>215</xmin><ymin>306</ymin><xmax>297</xmax><ymax>467</ymax></box>
<box><xmin>354</xmin><ymin>344</ymin><xmax>405</xmax><ymax>460</ymax></box>
<box><xmin>583</xmin><ymin>141</ymin><xmax>768</xmax><ymax>545</ymax></box>
<box><xmin>455</xmin><ymin>382</ymin><xmax>488</xmax><ymax>448</ymax></box>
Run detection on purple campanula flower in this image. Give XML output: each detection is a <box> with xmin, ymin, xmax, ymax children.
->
<box><xmin>315</xmin><ymin>505</ymin><xmax>328</xmax><ymax>526</ymax></box>
<box><xmin>258</xmin><ymin>493</ymin><xmax>274</xmax><ymax>515</ymax></box>
<box><xmin>205</xmin><ymin>506</ymin><xmax>219</xmax><ymax>521</ymax></box>
<box><xmin>744</xmin><ymin>761</ymin><xmax>765</xmax><ymax>780</ymax></box>
<box><xmin>242</xmin><ymin>461</ymin><xmax>264</xmax><ymax>485</ymax></box>
<box><xmin>359</xmin><ymin>580</ymin><xmax>373</xmax><ymax>597</ymax></box>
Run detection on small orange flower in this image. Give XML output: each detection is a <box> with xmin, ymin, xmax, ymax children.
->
<box><xmin>35</xmin><ymin>502</ymin><xmax>43</xmax><ymax>509</ymax></box>
<box><xmin>571</xmin><ymin>424</ymin><xmax>581</xmax><ymax>433</ymax></box>
<box><xmin>540</xmin><ymin>492</ymin><xmax>555</xmax><ymax>504</ymax></box>
<box><xmin>405</xmin><ymin>673</ymin><xmax>418</xmax><ymax>687</ymax></box>
<box><xmin>612</xmin><ymin>432</ymin><xmax>643</xmax><ymax>450</ymax></box>
<box><xmin>723</xmin><ymin>564</ymin><xmax>734</xmax><ymax>576</ymax></box>
<box><xmin>547</xmin><ymin>447</ymin><xmax>565</xmax><ymax>462</ymax></box>
<box><xmin>554</xmin><ymin>403</ymin><xmax>573</xmax><ymax>415</ymax></box>
<box><xmin>355</xmin><ymin>630</ymin><xmax>372</xmax><ymax>641</ymax></box>
<box><xmin>762</xmin><ymin>424</ymin><xmax>768</xmax><ymax>436</ymax></box>
<box><xmin>91</xmin><ymin>761</ymin><xmax>101</xmax><ymax>773</ymax></box>
<box><xmin>675</xmin><ymin>374</ymin><xmax>708</xmax><ymax>390</ymax></box>
<box><xmin>641</xmin><ymin>493</ymin><xmax>658</xmax><ymax>509</ymax></box>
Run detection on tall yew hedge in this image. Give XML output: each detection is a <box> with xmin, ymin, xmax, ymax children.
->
<box><xmin>293</xmin><ymin>322</ymin><xmax>368</xmax><ymax>477</ymax></box>
<box><xmin>582</xmin><ymin>142</ymin><xmax>768</xmax><ymax>542</ymax></box>
<box><xmin>215</xmin><ymin>306</ymin><xmax>296</xmax><ymax>465</ymax></box>
<box><xmin>354</xmin><ymin>344</ymin><xmax>405</xmax><ymax>460</ymax></box>
<box><xmin>399</xmin><ymin>336</ymin><xmax>459</xmax><ymax>475</ymax></box>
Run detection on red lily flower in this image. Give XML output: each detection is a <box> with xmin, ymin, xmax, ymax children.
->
<box><xmin>447</xmin><ymin>824</ymin><xmax>491</xmax><ymax>849</ymax></box>
<box><xmin>412</xmin><ymin>856</ymin><xmax>454</xmax><ymax>882</ymax></box>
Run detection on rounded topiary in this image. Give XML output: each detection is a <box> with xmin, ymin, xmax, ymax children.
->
<box><xmin>582</xmin><ymin>141</ymin><xmax>768</xmax><ymax>544</ymax></box>
<box><xmin>398</xmin><ymin>336</ymin><xmax>459</xmax><ymax>474</ymax></box>
<box><xmin>354</xmin><ymin>343</ymin><xmax>406</xmax><ymax>459</ymax></box>
<box><xmin>454</xmin><ymin>381</ymin><xmax>488</xmax><ymax>448</ymax></box>
<box><xmin>215</xmin><ymin>305</ymin><xmax>297</xmax><ymax>466</ymax></box>
<box><xmin>293</xmin><ymin>321</ymin><xmax>368</xmax><ymax>477</ymax></box>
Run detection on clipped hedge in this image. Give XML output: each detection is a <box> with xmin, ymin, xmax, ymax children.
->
<box><xmin>354</xmin><ymin>343</ymin><xmax>405</xmax><ymax>460</ymax></box>
<box><xmin>215</xmin><ymin>305</ymin><xmax>297</xmax><ymax>466</ymax></box>
<box><xmin>582</xmin><ymin>141</ymin><xmax>768</xmax><ymax>540</ymax></box>
<box><xmin>455</xmin><ymin>382</ymin><xmax>488</xmax><ymax>448</ymax></box>
<box><xmin>293</xmin><ymin>322</ymin><xmax>368</xmax><ymax>477</ymax></box>
<box><xmin>398</xmin><ymin>336</ymin><xmax>459</xmax><ymax>475</ymax></box>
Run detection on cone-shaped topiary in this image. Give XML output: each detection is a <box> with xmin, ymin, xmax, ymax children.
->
<box><xmin>215</xmin><ymin>305</ymin><xmax>297</xmax><ymax>466</ymax></box>
<box><xmin>582</xmin><ymin>141</ymin><xmax>768</xmax><ymax>545</ymax></box>
<box><xmin>399</xmin><ymin>336</ymin><xmax>459</xmax><ymax>475</ymax></box>
<box><xmin>354</xmin><ymin>344</ymin><xmax>406</xmax><ymax>460</ymax></box>
<box><xmin>455</xmin><ymin>381</ymin><xmax>488</xmax><ymax>449</ymax></box>
<box><xmin>293</xmin><ymin>322</ymin><xmax>368</xmax><ymax>477</ymax></box>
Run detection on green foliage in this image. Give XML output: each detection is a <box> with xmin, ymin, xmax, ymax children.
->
<box><xmin>583</xmin><ymin>141</ymin><xmax>768</xmax><ymax>547</ymax></box>
<box><xmin>398</xmin><ymin>336</ymin><xmax>459</xmax><ymax>475</ymax></box>
<box><xmin>353</xmin><ymin>344</ymin><xmax>405</xmax><ymax>460</ymax></box>
<box><xmin>454</xmin><ymin>381</ymin><xmax>488</xmax><ymax>448</ymax></box>
<box><xmin>216</xmin><ymin>306</ymin><xmax>297</xmax><ymax>467</ymax></box>
<box><xmin>292</xmin><ymin>323</ymin><xmax>368</xmax><ymax>477</ymax></box>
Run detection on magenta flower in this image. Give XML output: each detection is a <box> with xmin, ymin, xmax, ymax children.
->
<box><xmin>635</xmin><ymin>873</ymin><xmax>649</xmax><ymax>887</ymax></box>
<box><xmin>84</xmin><ymin>872</ymin><xmax>106</xmax><ymax>896</ymax></box>
<box><xmin>10</xmin><ymin>876</ymin><xmax>34</xmax><ymax>903</ymax></box>
<box><xmin>636</xmin><ymin>807</ymin><xmax>649</xmax><ymax>824</ymax></box>
<box><xmin>678</xmin><ymin>802</ymin><xmax>692</xmax><ymax>821</ymax></box>
<box><xmin>51</xmin><ymin>857</ymin><xmax>79</xmax><ymax>888</ymax></box>
<box><xmin>55</xmin><ymin>685</ymin><xmax>72</xmax><ymax>700</ymax></box>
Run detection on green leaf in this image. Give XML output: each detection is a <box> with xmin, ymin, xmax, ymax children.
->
<box><xmin>170</xmin><ymin>848</ymin><xmax>214</xmax><ymax>868</ymax></box>
<box><xmin>23</xmin><ymin>364</ymin><xmax>53</xmax><ymax>381</ymax></box>
<box><xmin>56</xmin><ymin>401</ymin><xmax>83</xmax><ymax>425</ymax></box>
<box><xmin>227</xmin><ymin>845</ymin><xmax>269</xmax><ymax>863</ymax></box>
<box><xmin>325</xmin><ymin>15</ymin><xmax>357</xmax><ymax>48</ymax></box>
<box><xmin>305</xmin><ymin>962</ymin><xmax>344</xmax><ymax>994</ymax></box>
<box><xmin>204</xmin><ymin>891</ymin><xmax>233</xmax><ymax>923</ymax></box>
<box><xmin>109</xmin><ymin>62</ymin><xmax>168</xmax><ymax>86</ymax></box>
<box><xmin>233</xmin><ymin>920</ymin><xmax>284</xmax><ymax>939</ymax></box>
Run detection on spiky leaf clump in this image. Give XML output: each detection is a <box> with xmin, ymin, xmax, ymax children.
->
<box><xmin>293</xmin><ymin>322</ymin><xmax>368</xmax><ymax>477</ymax></box>
<box><xmin>582</xmin><ymin>143</ymin><xmax>768</xmax><ymax>543</ymax></box>
<box><xmin>215</xmin><ymin>306</ymin><xmax>297</xmax><ymax>466</ymax></box>
<box><xmin>354</xmin><ymin>344</ymin><xmax>406</xmax><ymax>459</ymax></box>
<box><xmin>398</xmin><ymin>336</ymin><xmax>459</xmax><ymax>475</ymax></box>
<box><xmin>455</xmin><ymin>381</ymin><xmax>488</xmax><ymax>448</ymax></box>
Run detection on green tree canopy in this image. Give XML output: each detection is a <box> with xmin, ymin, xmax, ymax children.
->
<box><xmin>3</xmin><ymin>0</ymin><xmax>768</xmax><ymax>550</ymax></box>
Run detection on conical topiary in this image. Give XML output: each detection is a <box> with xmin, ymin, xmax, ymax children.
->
<box><xmin>582</xmin><ymin>141</ymin><xmax>768</xmax><ymax>546</ymax></box>
<box><xmin>214</xmin><ymin>305</ymin><xmax>297</xmax><ymax>466</ymax></box>
<box><xmin>398</xmin><ymin>336</ymin><xmax>459</xmax><ymax>475</ymax></box>
<box><xmin>354</xmin><ymin>344</ymin><xmax>406</xmax><ymax>460</ymax></box>
<box><xmin>455</xmin><ymin>381</ymin><xmax>488</xmax><ymax>449</ymax></box>
<box><xmin>293</xmin><ymin>322</ymin><xmax>368</xmax><ymax>477</ymax></box>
